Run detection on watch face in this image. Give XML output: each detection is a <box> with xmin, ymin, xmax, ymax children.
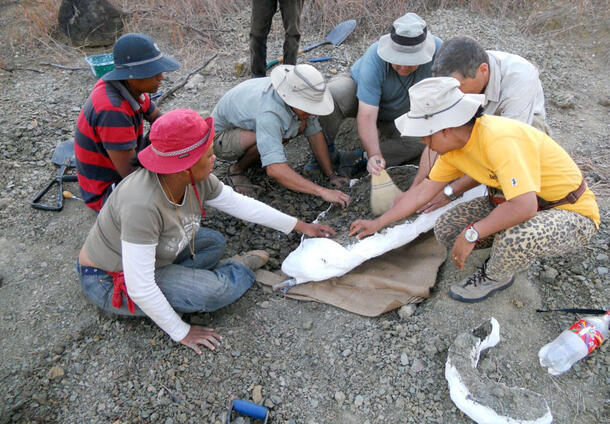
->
<box><xmin>465</xmin><ymin>228</ymin><xmax>479</xmax><ymax>243</ymax></box>
<box><xmin>444</xmin><ymin>185</ymin><xmax>453</xmax><ymax>197</ymax></box>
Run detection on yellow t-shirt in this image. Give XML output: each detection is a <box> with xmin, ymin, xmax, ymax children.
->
<box><xmin>429</xmin><ymin>115</ymin><xmax>600</xmax><ymax>228</ymax></box>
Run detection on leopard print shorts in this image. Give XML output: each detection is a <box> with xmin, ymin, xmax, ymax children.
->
<box><xmin>434</xmin><ymin>196</ymin><xmax>597</xmax><ymax>279</ymax></box>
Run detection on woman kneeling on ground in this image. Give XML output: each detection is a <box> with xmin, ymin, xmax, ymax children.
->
<box><xmin>77</xmin><ymin>109</ymin><xmax>335</xmax><ymax>353</ymax></box>
<box><xmin>350</xmin><ymin>77</ymin><xmax>600</xmax><ymax>303</ymax></box>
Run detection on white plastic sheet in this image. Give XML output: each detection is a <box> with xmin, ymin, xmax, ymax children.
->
<box><xmin>281</xmin><ymin>185</ymin><xmax>487</xmax><ymax>284</ymax></box>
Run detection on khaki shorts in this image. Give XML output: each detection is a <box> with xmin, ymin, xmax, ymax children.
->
<box><xmin>213</xmin><ymin>128</ymin><xmax>244</xmax><ymax>161</ymax></box>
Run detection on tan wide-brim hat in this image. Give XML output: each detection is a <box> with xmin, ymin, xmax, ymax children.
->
<box><xmin>271</xmin><ymin>64</ymin><xmax>334</xmax><ymax>116</ymax></box>
<box><xmin>394</xmin><ymin>77</ymin><xmax>485</xmax><ymax>137</ymax></box>
<box><xmin>377</xmin><ymin>13</ymin><xmax>436</xmax><ymax>66</ymax></box>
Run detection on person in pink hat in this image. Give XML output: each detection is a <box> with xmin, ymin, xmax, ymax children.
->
<box><xmin>76</xmin><ymin>109</ymin><xmax>334</xmax><ymax>354</ymax></box>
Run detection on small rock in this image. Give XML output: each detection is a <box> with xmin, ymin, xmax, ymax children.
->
<box><xmin>53</xmin><ymin>344</ymin><xmax>65</xmax><ymax>355</ymax></box>
<box><xmin>341</xmin><ymin>348</ymin><xmax>352</xmax><ymax>357</ymax></box>
<box><xmin>597</xmin><ymin>267</ymin><xmax>608</xmax><ymax>275</ymax></box>
<box><xmin>410</xmin><ymin>359</ymin><xmax>425</xmax><ymax>373</ymax></box>
<box><xmin>354</xmin><ymin>395</ymin><xmax>364</xmax><ymax>407</ymax></box>
<box><xmin>596</xmin><ymin>253</ymin><xmax>609</xmax><ymax>263</ymax></box>
<box><xmin>400</xmin><ymin>353</ymin><xmax>409</xmax><ymax>366</ymax></box>
<box><xmin>231</xmin><ymin>350</ymin><xmax>241</xmax><ymax>357</ymax></box>
<box><xmin>0</xmin><ymin>199</ymin><xmax>9</xmax><ymax>210</ymax></box>
<box><xmin>235</xmin><ymin>58</ymin><xmax>249</xmax><ymax>77</ymax></box>
<box><xmin>398</xmin><ymin>304</ymin><xmax>416</xmax><ymax>320</ymax></box>
<box><xmin>540</xmin><ymin>267</ymin><xmax>559</xmax><ymax>283</ymax></box>
<box><xmin>47</xmin><ymin>366</ymin><xmax>64</xmax><ymax>380</ymax></box>
<box><xmin>252</xmin><ymin>385</ymin><xmax>263</xmax><ymax>404</ymax></box>
<box><xmin>552</xmin><ymin>92</ymin><xmax>575</xmax><ymax>109</ymax></box>
<box><xmin>334</xmin><ymin>391</ymin><xmax>346</xmax><ymax>405</ymax></box>
<box><xmin>264</xmin><ymin>398</ymin><xmax>275</xmax><ymax>409</ymax></box>
<box><xmin>258</xmin><ymin>301</ymin><xmax>271</xmax><ymax>309</ymax></box>
<box><xmin>302</xmin><ymin>319</ymin><xmax>313</xmax><ymax>330</ymax></box>
<box><xmin>513</xmin><ymin>299</ymin><xmax>524</xmax><ymax>309</ymax></box>
<box><xmin>329</xmin><ymin>68</ymin><xmax>338</xmax><ymax>75</ymax></box>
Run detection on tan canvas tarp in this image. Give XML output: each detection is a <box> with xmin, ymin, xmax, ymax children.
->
<box><xmin>257</xmin><ymin>232</ymin><xmax>446</xmax><ymax>316</ymax></box>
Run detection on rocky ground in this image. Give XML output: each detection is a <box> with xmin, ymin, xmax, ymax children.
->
<box><xmin>0</xmin><ymin>4</ymin><xmax>609</xmax><ymax>424</ymax></box>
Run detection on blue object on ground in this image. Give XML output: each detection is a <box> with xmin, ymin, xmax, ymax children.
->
<box><xmin>309</xmin><ymin>56</ymin><xmax>332</xmax><ymax>63</ymax></box>
<box><xmin>227</xmin><ymin>399</ymin><xmax>269</xmax><ymax>423</ymax></box>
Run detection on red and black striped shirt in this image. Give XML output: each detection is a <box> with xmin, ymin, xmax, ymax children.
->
<box><xmin>74</xmin><ymin>79</ymin><xmax>155</xmax><ymax>211</ymax></box>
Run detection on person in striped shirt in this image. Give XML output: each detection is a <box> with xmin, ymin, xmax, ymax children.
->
<box><xmin>74</xmin><ymin>33</ymin><xmax>179</xmax><ymax>211</ymax></box>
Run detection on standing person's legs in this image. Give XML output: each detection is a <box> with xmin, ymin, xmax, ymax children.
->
<box><xmin>250</xmin><ymin>0</ymin><xmax>278</xmax><ymax>77</ymax></box>
<box><xmin>278</xmin><ymin>0</ymin><xmax>304</xmax><ymax>65</ymax></box>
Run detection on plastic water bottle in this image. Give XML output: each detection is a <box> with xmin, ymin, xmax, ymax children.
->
<box><xmin>538</xmin><ymin>312</ymin><xmax>610</xmax><ymax>375</ymax></box>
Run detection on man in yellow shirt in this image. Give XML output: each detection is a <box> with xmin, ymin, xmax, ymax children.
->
<box><xmin>350</xmin><ymin>77</ymin><xmax>599</xmax><ymax>303</ymax></box>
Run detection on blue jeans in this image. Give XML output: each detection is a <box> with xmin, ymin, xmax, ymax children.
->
<box><xmin>77</xmin><ymin>228</ymin><xmax>255</xmax><ymax>316</ymax></box>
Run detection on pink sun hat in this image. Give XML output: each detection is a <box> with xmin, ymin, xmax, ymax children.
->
<box><xmin>138</xmin><ymin>108</ymin><xmax>214</xmax><ymax>174</ymax></box>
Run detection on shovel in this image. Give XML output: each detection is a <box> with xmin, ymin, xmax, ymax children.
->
<box><xmin>266</xmin><ymin>19</ymin><xmax>357</xmax><ymax>69</ymax></box>
<box><xmin>31</xmin><ymin>139</ymin><xmax>78</xmax><ymax>211</ymax></box>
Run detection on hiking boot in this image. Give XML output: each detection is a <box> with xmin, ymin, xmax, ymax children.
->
<box><xmin>449</xmin><ymin>260</ymin><xmax>514</xmax><ymax>303</ymax></box>
<box><xmin>230</xmin><ymin>250</ymin><xmax>269</xmax><ymax>271</ymax></box>
<box><xmin>303</xmin><ymin>144</ymin><xmax>340</xmax><ymax>178</ymax></box>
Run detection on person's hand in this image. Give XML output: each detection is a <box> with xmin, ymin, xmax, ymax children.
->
<box><xmin>320</xmin><ymin>188</ymin><xmax>350</xmax><ymax>208</ymax></box>
<box><xmin>329</xmin><ymin>174</ymin><xmax>350</xmax><ymax>189</ymax></box>
<box><xmin>450</xmin><ymin>231</ymin><xmax>476</xmax><ymax>270</ymax></box>
<box><xmin>367</xmin><ymin>154</ymin><xmax>385</xmax><ymax>176</ymax></box>
<box><xmin>349</xmin><ymin>219</ymin><xmax>382</xmax><ymax>239</ymax></box>
<box><xmin>295</xmin><ymin>221</ymin><xmax>336</xmax><ymax>238</ymax></box>
<box><xmin>180</xmin><ymin>326</ymin><xmax>222</xmax><ymax>354</ymax></box>
<box><xmin>417</xmin><ymin>191</ymin><xmax>451</xmax><ymax>213</ymax></box>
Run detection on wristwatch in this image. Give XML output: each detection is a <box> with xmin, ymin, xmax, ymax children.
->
<box><xmin>464</xmin><ymin>223</ymin><xmax>479</xmax><ymax>243</ymax></box>
<box><xmin>443</xmin><ymin>184</ymin><xmax>458</xmax><ymax>201</ymax></box>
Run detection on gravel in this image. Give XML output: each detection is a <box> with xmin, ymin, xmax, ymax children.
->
<box><xmin>0</xmin><ymin>4</ymin><xmax>608</xmax><ymax>424</ymax></box>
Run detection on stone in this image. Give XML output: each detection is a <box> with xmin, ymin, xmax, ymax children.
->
<box><xmin>410</xmin><ymin>359</ymin><xmax>425</xmax><ymax>373</ymax></box>
<box><xmin>540</xmin><ymin>266</ymin><xmax>559</xmax><ymax>283</ymax></box>
<box><xmin>0</xmin><ymin>199</ymin><xmax>9</xmax><ymax>210</ymax></box>
<box><xmin>398</xmin><ymin>304</ymin><xmax>417</xmax><ymax>320</ymax></box>
<box><xmin>596</xmin><ymin>253</ymin><xmax>609</xmax><ymax>263</ymax></box>
<box><xmin>58</xmin><ymin>0</ymin><xmax>124</xmax><ymax>47</ymax></box>
<box><xmin>552</xmin><ymin>92</ymin><xmax>575</xmax><ymax>109</ymax></box>
<box><xmin>302</xmin><ymin>319</ymin><xmax>313</xmax><ymax>330</ymax></box>
<box><xmin>354</xmin><ymin>395</ymin><xmax>364</xmax><ymax>407</ymax></box>
<box><xmin>185</xmin><ymin>74</ymin><xmax>205</xmax><ymax>91</ymax></box>
<box><xmin>47</xmin><ymin>366</ymin><xmax>64</xmax><ymax>380</ymax></box>
<box><xmin>252</xmin><ymin>385</ymin><xmax>263</xmax><ymax>404</ymax></box>
<box><xmin>235</xmin><ymin>58</ymin><xmax>249</xmax><ymax>77</ymax></box>
<box><xmin>597</xmin><ymin>267</ymin><xmax>608</xmax><ymax>275</ymax></box>
<box><xmin>334</xmin><ymin>391</ymin><xmax>346</xmax><ymax>405</ymax></box>
<box><xmin>400</xmin><ymin>353</ymin><xmax>409</xmax><ymax>366</ymax></box>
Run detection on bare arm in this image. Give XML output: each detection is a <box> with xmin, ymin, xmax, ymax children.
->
<box><xmin>357</xmin><ymin>102</ymin><xmax>385</xmax><ymax>175</ymax></box>
<box><xmin>416</xmin><ymin>175</ymin><xmax>480</xmax><ymax>213</ymax></box>
<box><xmin>146</xmin><ymin>107</ymin><xmax>162</xmax><ymax>123</ymax></box>
<box><xmin>349</xmin><ymin>178</ymin><xmax>445</xmax><ymax>238</ymax></box>
<box><xmin>308</xmin><ymin>131</ymin><xmax>333</xmax><ymax>176</ymax></box>
<box><xmin>107</xmin><ymin>148</ymin><xmax>137</xmax><ymax>178</ymax></box>
<box><xmin>266</xmin><ymin>162</ymin><xmax>350</xmax><ymax>207</ymax></box>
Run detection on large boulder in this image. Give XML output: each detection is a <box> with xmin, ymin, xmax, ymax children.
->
<box><xmin>58</xmin><ymin>0</ymin><xmax>124</xmax><ymax>47</ymax></box>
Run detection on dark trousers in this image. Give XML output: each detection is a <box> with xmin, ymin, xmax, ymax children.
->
<box><xmin>250</xmin><ymin>0</ymin><xmax>304</xmax><ymax>77</ymax></box>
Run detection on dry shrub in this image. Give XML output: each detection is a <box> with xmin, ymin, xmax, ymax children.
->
<box><xmin>9</xmin><ymin>0</ymin><xmax>62</xmax><ymax>48</ymax></box>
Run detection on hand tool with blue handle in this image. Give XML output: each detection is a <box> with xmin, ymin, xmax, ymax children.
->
<box><xmin>227</xmin><ymin>399</ymin><xmax>269</xmax><ymax>423</ymax></box>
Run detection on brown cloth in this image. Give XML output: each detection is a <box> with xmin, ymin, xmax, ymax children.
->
<box><xmin>256</xmin><ymin>232</ymin><xmax>446</xmax><ymax>316</ymax></box>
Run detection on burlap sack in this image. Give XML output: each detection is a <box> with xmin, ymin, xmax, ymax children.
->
<box><xmin>257</xmin><ymin>232</ymin><xmax>446</xmax><ymax>316</ymax></box>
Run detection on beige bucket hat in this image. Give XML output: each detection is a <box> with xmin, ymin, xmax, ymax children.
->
<box><xmin>394</xmin><ymin>77</ymin><xmax>485</xmax><ymax>136</ymax></box>
<box><xmin>377</xmin><ymin>13</ymin><xmax>436</xmax><ymax>66</ymax></box>
<box><xmin>271</xmin><ymin>64</ymin><xmax>334</xmax><ymax>116</ymax></box>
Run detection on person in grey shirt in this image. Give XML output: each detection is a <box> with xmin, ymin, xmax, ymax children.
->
<box><xmin>212</xmin><ymin>64</ymin><xmax>349</xmax><ymax>207</ymax></box>
<box><xmin>416</xmin><ymin>35</ymin><xmax>549</xmax><ymax>213</ymax></box>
